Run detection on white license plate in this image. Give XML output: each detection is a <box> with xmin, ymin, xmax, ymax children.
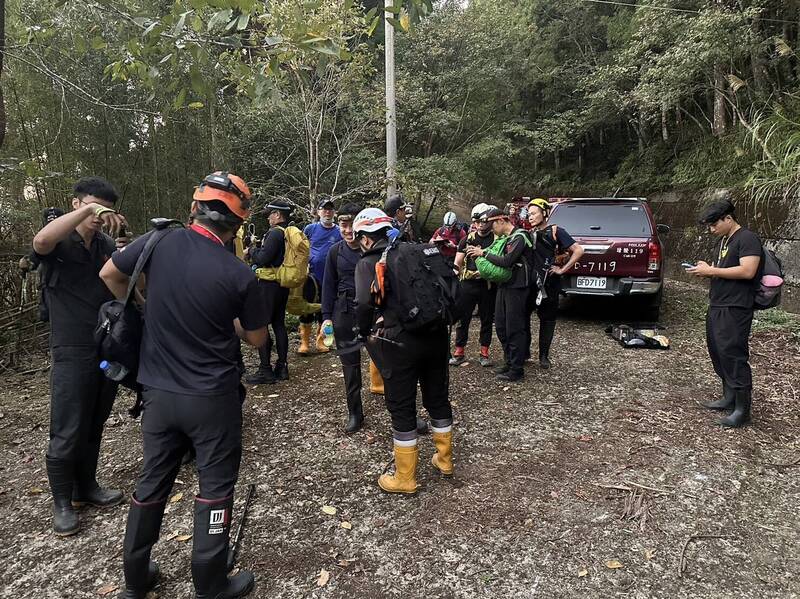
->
<box><xmin>576</xmin><ymin>276</ymin><xmax>607</xmax><ymax>289</ymax></box>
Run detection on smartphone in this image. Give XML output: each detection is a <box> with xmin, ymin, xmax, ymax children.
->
<box><xmin>681</xmin><ymin>262</ymin><xmax>696</xmax><ymax>269</ymax></box>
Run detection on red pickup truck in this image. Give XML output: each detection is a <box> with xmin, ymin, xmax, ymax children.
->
<box><xmin>548</xmin><ymin>197</ymin><xmax>670</xmax><ymax>320</ymax></box>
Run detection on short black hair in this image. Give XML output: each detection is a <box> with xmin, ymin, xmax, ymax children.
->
<box><xmin>699</xmin><ymin>195</ymin><xmax>736</xmax><ymax>225</ymax></box>
<box><xmin>338</xmin><ymin>202</ymin><xmax>362</xmax><ymax>218</ymax></box>
<box><xmin>73</xmin><ymin>176</ymin><xmax>118</xmax><ymax>204</ymax></box>
<box><xmin>193</xmin><ymin>200</ymin><xmax>242</xmax><ymax>234</ymax></box>
<box><xmin>357</xmin><ymin>228</ymin><xmax>389</xmax><ymax>243</ymax></box>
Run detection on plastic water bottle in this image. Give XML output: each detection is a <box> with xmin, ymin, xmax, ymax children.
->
<box><xmin>100</xmin><ymin>360</ymin><xmax>129</xmax><ymax>382</ymax></box>
<box><xmin>322</xmin><ymin>322</ymin><xmax>335</xmax><ymax>348</ymax></box>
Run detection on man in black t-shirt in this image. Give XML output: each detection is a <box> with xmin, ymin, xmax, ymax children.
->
<box><xmin>689</xmin><ymin>196</ymin><xmax>761</xmax><ymax>428</ymax></box>
<box><xmin>450</xmin><ymin>203</ymin><xmax>497</xmax><ymax>367</ymax></box>
<box><xmin>101</xmin><ymin>172</ymin><xmax>265</xmax><ymax>598</ymax></box>
<box><xmin>32</xmin><ymin>178</ymin><xmax>129</xmax><ymax>537</ymax></box>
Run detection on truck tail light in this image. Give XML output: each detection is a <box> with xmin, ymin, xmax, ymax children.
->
<box><xmin>648</xmin><ymin>240</ymin><xmax>661</xmax><ymax>271</ymax></box>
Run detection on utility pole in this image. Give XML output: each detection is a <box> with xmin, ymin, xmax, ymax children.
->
<box><xmin>384</xmin><ymin>0</ymin><xmax>397</xmax><ymax>198</ymax></box>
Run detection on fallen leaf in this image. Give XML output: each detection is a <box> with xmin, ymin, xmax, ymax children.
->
<box><xmin>322</xmin><ymin>505</ymin><xmax>337</xmax><ymax>516</ymax></box>
<box><xmin>28</xmin><ymin>487</ymin><xmax>44</xmax><ymax>495</ymax></box>
<box><xmin>316</xmin><ymin>569</ymin><xmax>330</xmax><ymax>587</ymax></box>
<box><xmin>174</xmin><ymin>534</ymin><xmax>192</xmax><ymax>542</ymax></box>
<box><xmin>644</xmin><ymin>548</ymin><xmax>656</xmax><ymax>560</ymax></box>
<box><xmin>578</xmin><ymin>568</ymin><xmax>588</xmax><ymax>578</ymax></box>
<box><xmin>605</xmin><ymin>559</ymin><xmax>623</xmax><ymax>569</ymax></box>
<box><xmin>578</xmin><ymin>434</ymin><xmax>593</xmax><ymax>442</ymax></box>
<box><xmin>365</xmin><ymin>432</ymin><xmax>376</xmax><ymax>445</ymax></box>
<box><xmin>169</xmin><ymin>492</ymin><xmax>183</xmax><ymax>503</ymax></box>
<box><xmin>341</xmin><ymin>521</ymin><xmax>352</xmax><ymax>530</ymax></box>
<box><xmin>96</xmin><ymin>584</ymin><xmax>119</xmax><ymax>596</ymax></box>
<box><xmin>550</xmin><ymin>490</ymin><xmax>560</xmax><ymax>499</ymax></box>
<box><xmin>268</xmin><ymin>394</ymin><xmax>279</xmax><ymax>398</ymax></box>
<box><xmin>502</xmin><ymin>386</ymin><xmax>510</xmax><ymax>392</ymax></box>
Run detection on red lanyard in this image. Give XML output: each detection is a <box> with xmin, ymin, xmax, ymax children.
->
<box><xmin>190</xmin><ymin>224</ymin><xmax>224</xmax><ymax>246</ymax></box>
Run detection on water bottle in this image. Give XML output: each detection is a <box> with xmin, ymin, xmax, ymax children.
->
<box><xmin>100</xmin><ymin>360</ymin><xmax>129</xmax><ymax>382</ymax></box>
<box><xmin>322</xmin><ymin>322</ymin><xmax>335</xmax><ymax>348</ymax></box>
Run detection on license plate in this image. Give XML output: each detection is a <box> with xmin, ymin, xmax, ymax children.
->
<box><xmin>576</xmin><ymin>276</ymin><xmax>607</xmax><ymax>290</ymax></box>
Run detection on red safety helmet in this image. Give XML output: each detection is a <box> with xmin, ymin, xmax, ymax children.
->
<box><xmin>193</xmin><ymin>171</ymin><xmax>252</xmax><ymax>221</ymax></box>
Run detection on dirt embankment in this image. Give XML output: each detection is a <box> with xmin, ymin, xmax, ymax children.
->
<box><xmin>0</xmin><ymin>280</ymin><xmax>798</xmax><ymax>598</ymax></box>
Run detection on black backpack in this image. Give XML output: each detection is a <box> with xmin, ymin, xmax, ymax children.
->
<box><xmin>754</xmin><ymin>246</ymin><xmax>784</xmax><ymax>310</ymax></box>
<box><xmin>377</xmin><ymin>241</ymin><xmax>460</xmax><ymax>332</ymax></box>
<box><xmin>95</xmin><ymin>219</ymin><xmax>183</xmax><ymax>401</ymax></box>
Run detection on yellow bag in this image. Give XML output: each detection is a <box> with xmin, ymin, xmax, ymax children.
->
<box><xmin>286</xmin><ymin>283</ymin><xmax>321</xmax><ymax>316</ymax></box>
<box><xmin>256</xmin><ymin>225</ymin><xmax>309</xmax><ymax>288</ymax></box>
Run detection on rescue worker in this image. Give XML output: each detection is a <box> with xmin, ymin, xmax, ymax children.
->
<box><xmin>450</xmin><ymin>203</ymin><xmax>497</xmax><ymax>367</ymax></box>
<box><xmin>526</xmin><ymin>198</ymin><xmax>584</xmax><ymax>368</ymax></box>
<box><xmin>321</xmin><ymin>203</ymin><xmax>365</xmax><ymax>433</ymax></box>
<box><xmin>384</xmin><ymin>194</ymin><xmax>417</xmax><ymax>242</ymax></box>
<box><xmin>101</xmin><ymin>171</ymin><xmax>265</xmax><ymax>599</ymax></box>
<box><xmin>353</xmin><ymin>208</ymin><xmax>453</xmax><ymax>494</ymax></box>
<box><xmin>689</xmin><ymin>195</ymin><xmax>761</xmax><ymax>427</ymax></box>
<box><xmin>300</xmin><ymin>196</ymin><xmax>342</xmax><ymax>355</ymax></box>
<box><xmin>245</xmin><ymin>200</ymin><xmax>293</xmax><ymax>384</ymax></box>
<box><xmin>465</xmin><ymin>208</ymin><xmax>532</xmax><ymax>382</ymax></box>
<box><xmin>32</xmin><ymin>177</ymin><xmax>128</xmax><ymax>536</ymax></box>
<box><xmin>430</xmin><ymin>211</ymin><xmax>466</xmax><ymax>262</ymax></box>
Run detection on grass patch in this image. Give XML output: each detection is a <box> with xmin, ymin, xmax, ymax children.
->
<box><xmin>752</xmin><ymin>308</ymin><xmax>800</xmax><ymax>333</ymax></box>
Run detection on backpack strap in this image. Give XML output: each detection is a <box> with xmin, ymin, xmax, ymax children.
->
<box><xmin>123</xmin><ymin>228</ymin><xmax>176</xmax><ymax>305</ymax></box>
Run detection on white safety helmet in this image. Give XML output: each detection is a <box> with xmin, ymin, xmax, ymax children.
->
<box><xmin>353</xmin><ymin>208</ymin><xmax>393</xmax><ymax>235</ymax></box>
<box><xmin>443</xmin><ymin>211</ymin><xmax>457</xmax><ymax>227</ymax></box>
<box><xmin>471</xmin><ymin>203</ymin><xmax>489</xmax><ymax>220</ymax></box>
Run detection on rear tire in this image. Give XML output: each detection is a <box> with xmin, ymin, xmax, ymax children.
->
<box><xmin>639</xmin><ymin>288</ymin><xmax>663</xmax><ymax>322</ymax></box>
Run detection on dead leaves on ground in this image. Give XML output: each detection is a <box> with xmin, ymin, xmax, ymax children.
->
<box><xmin>316</xmin><ymin>568</ymin><xmax>330</xmax><ymax>587</ymax></box>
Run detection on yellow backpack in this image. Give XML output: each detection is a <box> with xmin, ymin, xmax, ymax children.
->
<box><xmin>256</xmin><ymin>225</ymin><xmax>310</xmax><ymax>288</ymax></box>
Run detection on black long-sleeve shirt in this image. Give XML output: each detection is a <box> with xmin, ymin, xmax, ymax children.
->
<box><xmin>485</xmin><ymin>228</ymin><xmax>531</xmax><ymax>288</ymax></box>
<box><xmin>322</xmin><ymin>240</ymin><xmax>361</xmax><ymax>321</ymax></box>
<box><xmin>251</xmin><ymin>227</ymin><xmax>285</xmax><ymax>268</ymax></box>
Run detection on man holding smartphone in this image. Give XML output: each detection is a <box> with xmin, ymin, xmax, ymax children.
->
<box><xmin>688</xmin><ymin>195</ymin><xmax>761</xmax><ymax>427</ymax></box>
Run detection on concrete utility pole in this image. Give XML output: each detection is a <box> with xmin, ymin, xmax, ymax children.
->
<box><xmin>384</xmin><ymin>0</ymin><xmax>397</xmax><ymax>198</ymax></box>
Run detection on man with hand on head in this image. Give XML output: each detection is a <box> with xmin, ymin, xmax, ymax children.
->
<box><xmin>32</xmin><ymin>176</ymin><xmax>128</xmax><ymax>537</ymax></box>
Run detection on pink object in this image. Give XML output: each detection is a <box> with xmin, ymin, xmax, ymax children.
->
<box><xmin>761</xmin><ymin>274</ymin><xmax>783</xmax><ymax>287</ymax></box>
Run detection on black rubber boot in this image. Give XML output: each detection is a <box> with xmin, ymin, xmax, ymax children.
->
<box><xmin>493</xmin><ymin>363</ymin><xmax>510</xmax><ymax>375</ymax></box>
<box><xmin>719</xmin><ymin>389</ymin><xmax>752</xmax><ymax>428</ymax></box>
<box><xmin>538</xmin><ymin>320</ymin><xmax>556</xmax><ymax>369</ymax></box>
<box><xmin>193</xmin><ymin>496</ymin><xmax>255</xmax><ymax>599</ymax></box>
<box><xmin>46</xmin><ymin>456</ymin><xmax>79</xmax><ymax>536</ymax></box>
<box><xmin>72</xmin><ymin>450</ymin><xmax>123</xmax><ymax>508</ymax></box>
<box><xmin>703</xmin><ymin>382</ymin><xmax>735</xmax><ymax>411</ymax></box>
<box><xmin>273</xmin><ymin>362</ymin><xmax>289</xmax><ymax>382</ymax></box>
<box><xmin>496</xmin><ymin>369</ymin><xmax>524</xmax><ymax>382</ymax></box>
<box><xmin>245</xmin><ymin>346</ymin><xmax>275</xmax><ymax>385</ymax></box>
<box><xmin>120</xmin><ymin>496</ymin><xmax>166</xmax><ymax>599</ymax></box>
<box><xmin>345</xmin><ymin>396</ymin><xmax>364</xmax><ymax>435</ymax></box>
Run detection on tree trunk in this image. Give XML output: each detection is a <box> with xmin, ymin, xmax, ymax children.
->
<box><xmin>661</xmin><ymin>102</ymin><xmax>669</xmax><ymax>142</ymax></box>
<box><xmin>0</xmin><ymin>0</ymin><xmax>6</xmax><ymax>150</ymax></box>
<box><xmin>712</xmin><ymin>64</ymin><xmax>728</xmax><ymax>137</ymax></box>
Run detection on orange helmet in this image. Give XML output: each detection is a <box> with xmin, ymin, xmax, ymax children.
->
<box><xmin>193</xmin><ymin>171</ymin><xmax>252</xmax><ymax>221</ymax></box>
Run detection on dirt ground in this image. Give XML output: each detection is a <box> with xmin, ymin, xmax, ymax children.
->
<box><xmin>1</xmin><ymin>279</ymin><xmax>799</xmax><ymax>599</ymax></box>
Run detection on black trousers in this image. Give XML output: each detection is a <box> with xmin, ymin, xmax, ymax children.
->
<box><xmin>134</xmin><ymin>388</ymin><xmax>242</xmax><ymax>503</ymax></box>
<box><xmin>48</xmin><ymin>345</ymin><xmax>118</xmax><ymax>485</ymax></box>
<box><xmin>333</xmin><ymin>296</ymin><xmax>361</xmax><ymax>410</ymax></box>
<box><xmin>369</xmin><ymin>326</ymin><xmax>452</xmax><ymax>434</ymax></box>
<box><xmin>299</xmin><ymin>275</ymin><xmax>323</xmax><ymax>325</ymax></box>
<box><xmin>706</xmin><ymin>306</ymin><xmax>754</xmax><ymax>391</ymax></box>
<box><xmin>525</xmin><ymin>276</ymin><xmax>560</xmax><ymax>358</ymax></box>
<box><xmin>259</xmin><ymin>280</ymin><xmax>289</xmax><ymax>368</ymax></box>
<box><xmin>454</xmin><ymin>280</ymin><xmax>496</xmax><ymax>349</ymax></box>
<box><xmin>495</xmin><ymin>286</ymin><xmax>529</xmax><ymax>373</ymax></box>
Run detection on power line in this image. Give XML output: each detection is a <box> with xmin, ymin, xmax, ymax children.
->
<box><xmin>574</xmin><ymin>0</ymin><xmax>798</xmax><ymax>25</ymax></box>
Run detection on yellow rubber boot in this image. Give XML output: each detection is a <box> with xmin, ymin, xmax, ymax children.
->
<box><xmin>297</xmin><ymin>324</ymin><xmax>312</xmax><ymax>356</ymax></box>
<box><xmin>369</xmin><ymin>361</ymin><xmax>384</xmax><ymax>395</ymax></box>
<box><xmin>431</xmin><ymin>431</ymin><xmax>454</xmax><ymax>475</ymax></box>
<box><xmin>378</xmin><ymin>444</ymin><xmax>418</xmax><ymax>494</ymax></box>
<box><xmin>315</xmin><ymin>325</ymin><xmax>330</xmax><ymax>353</ymax></box>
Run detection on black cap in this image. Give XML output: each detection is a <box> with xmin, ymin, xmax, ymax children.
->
<box><xmin>699</xmin><ymin>198</ymin><xmax>735</xmax><ymax>225</ymax></box>
<box><xmin>317</xmin><ymin>196</ymin><xmax>335</xmax><ymax>210</ymax></box>
<box><xmin>484</xmin><ymin>208</ymin><xmax>508</xmax><ymax>221</ymax></box>
<box><xmin>384</xmin><ymin>194</ymin><xmax>407</xmax><ymax>215</ymax></box>
<box><xmin>265</xmin><ymin>199</ymin><xmax>293</xmax><ymax>213</ymax></box>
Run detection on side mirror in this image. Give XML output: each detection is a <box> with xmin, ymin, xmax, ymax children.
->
<box><xmin>656</xmin><ymin>224</ymin><xmax>670</xmax><ymax>235</ymax></box>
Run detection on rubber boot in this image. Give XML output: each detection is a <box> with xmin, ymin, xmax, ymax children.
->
<box><xmin>315</xmin><ymin>325</ymin><xmax>330</xmax><ymax>353</ymax></box>
<box><xmin>297</xmin><ymin>324</ymin><xmax>312</xmax><ymax>356</ymax></box>
<box><xmin>273</xmin><ymin>361</ymin><xmax>289</xmax><ymax>382</ymax></box>
<box><xmin>431</xmin><ymin>431</ymin><xmax>454</xmax><ymax>476</ymax></box>
<box><xmin>538</xmin><ymin>319</ymin><xmax>556</xmax><ymax>369</ymax></box>
<box><xmin>719</xmin><ymin>389</ymin><xmax>752</xmax><ymax>428</ymax></box>
<box><xmin>496</xmin><ymin>368</ymin><xmax>524</xmax><ymax>382</ymax></box>
<box><xmin>244</xmin><ymin>346</ymin><xmax>275</xmax><ymax>385</ymax></box>
<box><xmin>449</xmin><ymin>346</ymin><xmax>465</xmax><ymax>366</ymax></box>
<box><xmin>119</xmin><ymin>496</ymin><xmax>165</xmax><ymax>599</ymax></box>
<box><xmin>345</xmin><ymin>393</ymin><xmax>364</xmax><ymax>434</ymax></box>
<box><xmin>493</xmin><ymin>363</ymin><xmax>510</xmax><ymax>375</ymax></box>
<box><xmin>73</xmin><ymin>449</ymin><xmax>123</xmax><ymax>508</ymax></box>
<box><xmin>46</xmin><ymin>456</ymin><xmax>79</xmax><ymax>536</ymax></box>
<box><xmin>703</xmin><ymin>382</ymin><xmax>735</xmax><ymax>411</ymax></box>
<box><xmin>369</xmin><ymin>361</ymin><xmax>384</xmax><ymax>395</ymax></box>
<box><xmin>479</xmin><ymin>346</ymin><xmax>493</xmax><ymax>368</ymax></box>
<box><xmin>378</xmin><ymin>444</ymin><xmax>418</xmax><ymax>495</ymax></box>
<box><xmin>192</xmin><ymin>496</ymin><xmax>255</xmax><ymax>599</ymax></box>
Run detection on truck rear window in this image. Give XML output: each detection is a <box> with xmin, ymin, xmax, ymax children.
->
<box><xmin>550</xmin><ymin>203</ymin><xmax>652</xmax><ymax>237</ymax></box>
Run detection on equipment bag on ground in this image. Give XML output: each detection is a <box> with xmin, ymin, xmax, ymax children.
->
<box><xmin>372</xmin><ymin>241</ymin><xmax>460</xmax><ymax>332</ymax></box>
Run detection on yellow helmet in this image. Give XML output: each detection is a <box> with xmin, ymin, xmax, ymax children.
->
<box><xmin>528</xmin><ymin>197</ymin><xmax>550</xmax><ymax>214</ymax></box>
